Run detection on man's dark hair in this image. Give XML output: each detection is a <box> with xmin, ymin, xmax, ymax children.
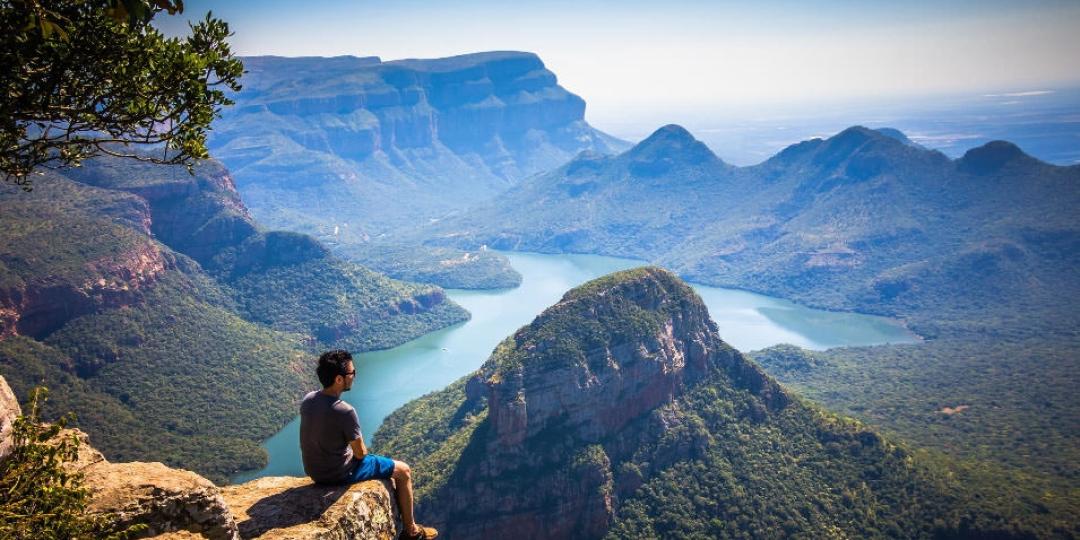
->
<box><xmin>317</xmin><ymin>350</ymin><xmax>353</xmax><ymax>388</ymax></box>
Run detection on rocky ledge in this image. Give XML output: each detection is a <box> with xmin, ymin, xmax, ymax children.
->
<box><xmin>0</xmin><ymin>239</ymin><xmax>171</xmax><ymax>340</ymax></box>
<box><xmin>217</xmin><ymin>477</ymin><xmax>397</xmax><ymax>540</ymax></box>
<box><xmin>0</xmin><ymin>376</ymin><xmax>399</xmax><ymax>539</ymax></box>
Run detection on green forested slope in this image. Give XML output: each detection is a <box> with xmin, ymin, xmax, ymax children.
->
<box><xmin>0</xmin><ymin>159</ymin><xmax>467</xmax><ymax>482</ymax></box>
<box><xmin>751</xmin><ymin>341</ymin><xmax>1079</xmax><ymax>498</ymax></box>
<box><xmin>0</xmin><ymin>272</ymin><xmax>311</xmax><ymax>482</ymax></box>
<box><xmin>229</xmin><ymin>255</ymin><xmax>467</xmax><ymax>351</ymax></box>
<box><xmin>376</xmin><ymin>269</ymin><xmax>1073</xmax><ymax>538</ymax></box>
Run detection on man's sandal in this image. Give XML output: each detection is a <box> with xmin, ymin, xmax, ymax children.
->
<box><xmin>402</xmin><ymin>524</ymin><xmax>438</xmax><ymax>540</ymax></box>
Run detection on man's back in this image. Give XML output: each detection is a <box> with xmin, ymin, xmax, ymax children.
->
<box><xmin>299</xmin><ymin>390</ymin><xmax>362</xmax><ymax>484</ymax></box>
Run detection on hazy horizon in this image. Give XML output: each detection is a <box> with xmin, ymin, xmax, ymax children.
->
<box><xmin>157</xmin><ymin>1</ymin><xmax>1080</xmax><ymax>109</ymax></box>
<box><xmin>157</xmin><ymin>1</ymin><xmax>1080</xmax><ymax>165</ymax></box>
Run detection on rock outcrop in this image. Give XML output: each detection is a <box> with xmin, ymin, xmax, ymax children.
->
<box><xmin>0</xmin><ymin>376</ymin><xmax>17</xmax><ymax>460</ymax></box>
<box><xmin>87</xmin><ymin>460</ymin><xmax>238</xmax><ymax>539</ymax></box>
<box><xmin>85</xmin><ymin>462</ymin><xmax>401</xmax><ymax>539</ymax></box>
<box><xmin>220</xmin><ymin>477</ymin><xmax>398</xmax><ymax>540</ymax></box>
<box><xmin>0</xmin><ymin>375</ymin><xmax>398</xmax><ymax>539</ymax></box>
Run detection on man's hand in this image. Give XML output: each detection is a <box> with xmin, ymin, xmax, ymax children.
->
<box><xmin>350</xmin><ymin>436</ymin><xmax>368</xmax><ymax>459</ymax></box>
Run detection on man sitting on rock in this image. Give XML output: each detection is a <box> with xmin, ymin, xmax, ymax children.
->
<box><xmin>300</xmin><ymin>349</ymin><xmax>438</xmax><ymax>540</ymax></box>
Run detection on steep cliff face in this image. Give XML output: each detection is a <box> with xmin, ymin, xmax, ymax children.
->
<box><xmin>2</xmin><ymin>156</ymin><xmax>467</xmax><ymax>353</ymax></box>
<box><xmin>63</xmin><ymin>158</ymin><xmax>259</xmax><ymax>271</ymax></box>
<box><xmin>379</xmin><ymin>268</ymin><xmax>795</xmax><ymax>539</ymax></box>
<box><xmin>0</xmin><ymin>239</ymin><xmax>170</xmax><ymax>339</ymax></box>
<box><xmin>0</xmin><ymin>159</ymin><xmax>252</xmax><ymax>341</ymax></box>
<box><xmin>225</xmin><ymin>52</ymin><xmax>618</xmax><ymax>177</ymax></box>
<box><xmin>208</xmin><ymin>52</ymin><xmax>628</xmax><ymax>240</ymax></box>
<box><xmin>0</xmin><ymin>177</ymin><xmax>172</xmax><ymax>339</ymax></box>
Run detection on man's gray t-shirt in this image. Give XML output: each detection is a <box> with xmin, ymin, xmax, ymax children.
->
<box><xmin>299</xmin><ymin>391</ymin><xmax>362</xmax><ymax>484</ymax></box>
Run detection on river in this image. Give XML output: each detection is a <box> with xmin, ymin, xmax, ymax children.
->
<box><xmin>233</xmin><ymin>251</ymin><xmax>917</xmax><ymax>482</ymax></box>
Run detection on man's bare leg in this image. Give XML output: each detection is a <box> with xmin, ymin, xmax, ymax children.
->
<box><xmin>392</xmin><ymin>460</ymin><xmax>418</xmax><ymax>534</ymax></box>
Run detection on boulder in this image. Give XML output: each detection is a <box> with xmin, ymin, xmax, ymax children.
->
<box><xmin>84</xmin><ymin>461</ymin><xmax>238</xmax><ymax>540</ymax></box>
<box><xmin>221</xmin><ymin>476</ymin><xmax>399</xmax><ymax>540</ymax></box>
<box><xmin>60</xmin><ymin>427</ymin><xmax>107</xmax><ymax>472</ymax></box>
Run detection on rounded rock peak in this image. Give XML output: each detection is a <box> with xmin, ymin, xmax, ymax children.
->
<box><xmin>638</xmin><ymin>124</ymin><xmax>697</xmax><ymax>145</ymax></box>
<box><xmin>958</xmin><ymin>140</ymin><xmax>1034</xmax><ymax>175</ymax></box>
<box><xmin>560</xmin><ymin>266</ymin><xmax>691</xmax><ymax>303</ymax></box>
<box><xmin>625</xmin><ymin>125</ymin><xmax>720</xmax><ymax>171</ymax></box>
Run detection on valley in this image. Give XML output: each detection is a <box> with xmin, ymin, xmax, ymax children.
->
<box><xmin>2</xmin><ymin>27</ymin><xmax>1076</xmax><ymax>537</ymax></box>
<box><xmin>238</xmin><ymin>251</ymin><xmax>917</xmax><ymax>482</ymax></box>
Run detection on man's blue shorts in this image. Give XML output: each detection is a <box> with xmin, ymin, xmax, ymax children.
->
<box><xmin>345</xmin><ymin>454</ymin><xmax>395</xmax><ymax>483</ymax></box>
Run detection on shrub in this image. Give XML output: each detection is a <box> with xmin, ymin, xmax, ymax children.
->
<box><xmin>0</xmin><ymin>387</ymin><xmax>142</xmax><ymax>539</ymax></box>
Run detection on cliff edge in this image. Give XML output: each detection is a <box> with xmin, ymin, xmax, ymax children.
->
<box><xmin>0</xmin><ymin>376</ymin><xmax>397</xmax><ymax>539</ymax></box>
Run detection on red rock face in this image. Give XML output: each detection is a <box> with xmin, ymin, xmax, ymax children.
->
<box><xmin>485</xmin><ymin>281</ymin><xmax>723</xmax><ymax>453</ymax></box>
<box><xmin>0</xmin><ymin>241</ymin><xmax>170</xmax><ymax>340</ymax></box>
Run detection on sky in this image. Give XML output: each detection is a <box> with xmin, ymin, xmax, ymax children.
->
<box><xmin>156</xmin><ymin>1</ymin><xmax>1080</xmax><ymax>138</ymax></box>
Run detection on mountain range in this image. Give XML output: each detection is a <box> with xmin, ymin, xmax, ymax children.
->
<box><xmin>206</xmin><ymin>52</ymin><xmax>627</xmax><ymax>286</ymax></box>
<box><xmin>211</xmin><ymin>52</ymin><xmax>626</xmax><ymax>233</ymax></box>
<box><xmin>412</xmin><ymin>121</ymin><xmax>1080</xmax><ymax>518</ymax></box>
<box><xmin>424</xmin><ymin>123</ymin><xmax>1080</xmax><ymax>339</ymax></box>
<box><xmin>3</xmin><ymin>48</ymin><xmax>1076</xmax><ymax>536</ymax></box>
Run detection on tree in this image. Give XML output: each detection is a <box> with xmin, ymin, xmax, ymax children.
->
<box><xmin>0</xmin><ymin>0</ymin><xmax>243</xmax><ymax>190</ymax></box>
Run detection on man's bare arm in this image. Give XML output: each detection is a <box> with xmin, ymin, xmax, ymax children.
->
<box><xmin>350</xmin><ymin>435</ymin><xmax>368</xmax><ymax>459</ymax></box>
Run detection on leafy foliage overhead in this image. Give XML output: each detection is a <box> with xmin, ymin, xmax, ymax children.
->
<box><xmin>0</xmin><ymin>0</ymin><xmax>243</xmax><ymax>188</ymax></box>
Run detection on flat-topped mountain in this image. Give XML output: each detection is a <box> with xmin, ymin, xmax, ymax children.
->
<box><xmin>0</xmin><ymin>156</ymin><xmax>466</xmax><ymax>481</ymax></box>
<box><xmin>376</xmin><ymin>268</ymin><xmax>1049</xmax><ymax>538</ymax></box>
<box><xmin>210</xmin><ymin>52</ymin><xmax>628</xmax><ymax>240</ymax></box>
<box><xmin>426</xmin><ymin>124</ymin><xmax>1080</xmax><ymax>339</ymax></box>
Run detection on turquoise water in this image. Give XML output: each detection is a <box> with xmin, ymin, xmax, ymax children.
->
<box><xmin>232</xmin><ymin>252</ymin><xmax>916</xmax><ymax>482</ymax></box>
